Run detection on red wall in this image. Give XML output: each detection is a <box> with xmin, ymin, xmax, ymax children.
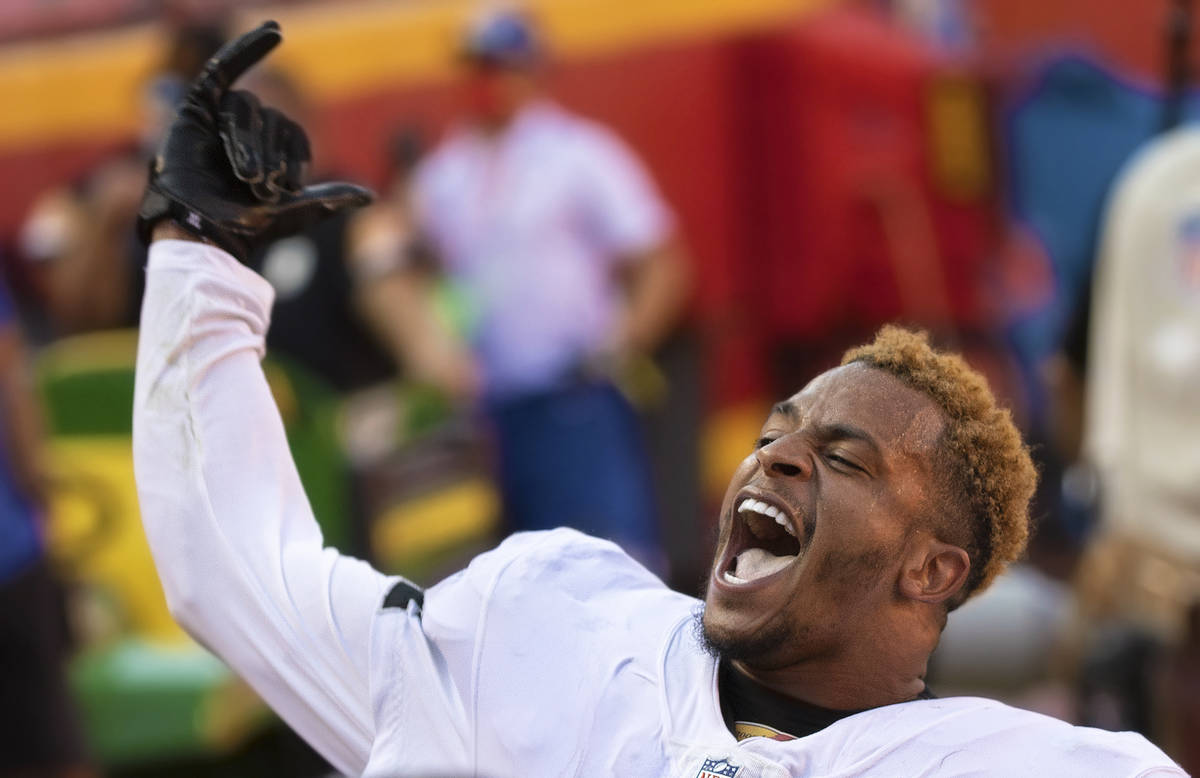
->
<box><xmin>8</xmin><ymin>1</ymin><xmax>1174</xmax><ymax>405</ymax></box>
<box><xmin>980</xmin><ymin>0</ymin><xmax>1177</xmax><ymax>84</ymax></box>
<box><xmin>0</xmin><ymin>9</ymin><xmax>1002</xmax><ymax>404</ymax></box>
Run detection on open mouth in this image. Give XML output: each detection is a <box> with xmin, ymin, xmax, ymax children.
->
<box><xmin>719</xmin><ymin>493</ymin><xmax>806</xmax><ymax>586</ymax></box>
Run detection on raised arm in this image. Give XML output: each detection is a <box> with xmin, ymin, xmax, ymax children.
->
<box><xmin>135</xmin><ymin>231</ymin><xmax>388</xmax><ymax>772</ymax></box>
<box><xmin>131</xmin><ymin>23</ymin><xmax>382</xmax><ymax>774</ymax></box>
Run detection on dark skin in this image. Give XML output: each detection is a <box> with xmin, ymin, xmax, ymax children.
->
<box><xmin>703</xmin><ymin>363</ymin><xmax>971</xmax><ymax>711</ymax></box>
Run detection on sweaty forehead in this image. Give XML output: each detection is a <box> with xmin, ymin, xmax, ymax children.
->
<box><xmin>784</xmin><ymin>363</ymin><xmax>947</xmax><ymax>457</ymax></box>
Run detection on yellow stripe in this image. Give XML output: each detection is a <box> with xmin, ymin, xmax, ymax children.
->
<box><xmin>0</xmin><ymin>25</ymin><xmax>163</xmax><ymax>150</ymax></box>
<box><xmin>35</xmin><ymin>329</ymin><xmax>138</xmax><ymax>377</ymax></box>
<box><xmin>47</xmin><ymin>436</ymin><xmax>185</xmax><ymax>641</ymax></box>
<box><xmin>370</xmin><ymin>478</ymin><xmax>500</xmax><ymax>563</ymax></box>
<box><xmin>701</xmin><ymin>401</ymin><xmax>769</xmax><ymax>500</ymax></box>
<box><xmin>0</xmin><ymin>0</ymin><xmax>832</xmax><ymax>151</ymax></box>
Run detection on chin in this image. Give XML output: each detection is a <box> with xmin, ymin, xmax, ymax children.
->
<box><xmin>697</xmin><ymin>600</ymin><xmax>793</xmax><ymax>665</ymax></box>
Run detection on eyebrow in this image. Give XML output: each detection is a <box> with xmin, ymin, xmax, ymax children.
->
<box><xmin>814</xmin><ymin>422</ymin><xmax>883</xmax><ymax>456</ymax></box>
<box><xmin>768</xmin><ymin>401</ymin><xmax>883</xmax><ymax>453</ymax></box>
<box><xmin>769</xmin><ymin>400</ymin><xmax>800</xmax><ymax>420</ymax></box>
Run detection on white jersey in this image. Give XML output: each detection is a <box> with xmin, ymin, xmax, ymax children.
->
<box><xmin>134</xmin><ymin>240</ymin><xmax>1182</xmax><ymax>777</ymax></box>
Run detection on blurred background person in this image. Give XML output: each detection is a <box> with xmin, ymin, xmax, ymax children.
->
<box><xmin>347</xmin><ymin>127</ymin><xmax>473</xmax><ymax>400</ymax></box>
<box><xmin>1069</xmin><ymin>122</ymin><xmax>1200</xmax><ymax>772</ymax></box>
<box><xmin>0</xmin><ymin>273</ymin><xmax>94</xmax><ymax>778</ymax></box>
<box><xmin>353</xmin><ymin>9</ymin><xmax>691</xmax><ymax>573</ymax></box>
<box><xmin>18</xmin><ymin>16</ymin><xmax>228</xmax><ymax>337</ymax></box>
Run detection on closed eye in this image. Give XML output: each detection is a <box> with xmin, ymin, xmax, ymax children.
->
<box><xmin>825</xmin><ymin>453</ymin><xmax>864</xmax><ymax>472</ymax></box>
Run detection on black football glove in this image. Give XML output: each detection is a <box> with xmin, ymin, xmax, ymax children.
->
<box><xmin>137</xmin><ymin>20</ymin><xmax>372</xmax><ymax>261</ymax></box>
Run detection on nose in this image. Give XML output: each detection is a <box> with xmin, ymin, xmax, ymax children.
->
<box><xmin>754</xmin><ymin>435</ymin><xmax>812</xmax><ymax>479</ymax></box>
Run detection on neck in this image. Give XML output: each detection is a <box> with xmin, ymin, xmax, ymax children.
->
<box><xmin>733</xmin><ymin>614</ymin><xmax>937</xmax><ymax>711</ymax></box>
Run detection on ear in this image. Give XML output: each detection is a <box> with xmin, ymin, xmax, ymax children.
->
<box><xmin>898</xmin><ymin>538</ymin><xmax>970</xmax><ymax>605</ymax></box>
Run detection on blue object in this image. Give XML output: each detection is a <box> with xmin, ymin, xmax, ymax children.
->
<box><xmin>463</xmin><ymin>10</ymin><xmax>541</xmax><ymax>67</ymax></box>
<box><xmin>486</xmin><ymin>381</ymin><xmax>662</xmax><ymax>568</ymax></box>
<box><xmin>1003</xmin><ymin>54</ymin><xmax>1200</xmax><ymax>367</ymax></box>
<box><xmin>0</xmin><ymin>279</ymin><xmax>41</xmax><ymax>583</ymax></box>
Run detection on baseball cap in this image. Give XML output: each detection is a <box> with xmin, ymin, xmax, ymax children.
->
<box><xmin>461</xmin><ymin>9</ymin><xmax>541</xmax><ymax>68</ymax></box>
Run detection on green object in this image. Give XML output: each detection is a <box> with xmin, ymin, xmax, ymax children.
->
<box><xmin>36</xmin><ymin>331</ymin><xmax>356</xmax><ymax>766</ymax></box>
<box><xmin>262</xmin><ymin>354</ymin><xmax>354</xmax><ymax>551</ymax></box>
<box><xmin>70</xmin><ymin>640</ymin><xmax>269</xmax><ymax>766</ymax></box>
<box><xmin>431</xmin><ymin>278</ymin><xmax>479</xmax><ymax>338</ymax></box>
<box><xmin>402</xmin><ymin>382</ymin><xmax>454</xmax><ymax>440</ymax></box>
<box><xmin>36</xmin><ymin>331</ymin><xmax>138</xmax><ymax>437</ymax></box>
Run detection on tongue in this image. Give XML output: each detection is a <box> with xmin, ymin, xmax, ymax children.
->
<box><xmin>735</xmin><ymin>547</ymin><xmax>795</xmax><ymax>581</ymax></box>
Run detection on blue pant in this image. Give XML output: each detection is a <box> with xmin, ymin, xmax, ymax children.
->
<box><xmin>486</xmin><ymin>381</ymin><xmax>662</xmax><ymax>568</ymax></box>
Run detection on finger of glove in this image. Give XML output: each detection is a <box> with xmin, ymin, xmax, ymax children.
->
<box><xmin>219</xmin><ymin>90</ymin><xmax>274</xmax><ymax>201</ymax></box>
<box><xmin>270</xmin><ymin>182</ymin><xmax>375</xmax><ymax>236</ymax></box>
<box><xmin>189</xmin><ymin>21</ymin><xmax>281</xmax><ymax>112</ymax></box>
<box><xmin>260</xmin><ymin>108</ymin><xmax>305</xmax><ymax>197</ymax></box>
<box><xmin>279</xmin><ymin>115</ymin><xmax>312</xmax><ymax>194</ymax></box>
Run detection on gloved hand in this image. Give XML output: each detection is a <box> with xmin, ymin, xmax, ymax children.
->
<box><xmin>137</xmin><ymin>20</ymin><xmax>372</xmax><ymax>261</ymax></box>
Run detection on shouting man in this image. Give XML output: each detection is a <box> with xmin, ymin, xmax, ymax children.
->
<box><xmin>132</xmin><ymin>23</ymin><xmax>1181</xmax><ymax>777</ymax></box>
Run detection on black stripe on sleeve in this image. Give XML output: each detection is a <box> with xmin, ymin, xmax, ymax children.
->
<box><xmin>382</xmin><ymin>579</ymin><xmax>424</xmax><ymax>613</ymax></box>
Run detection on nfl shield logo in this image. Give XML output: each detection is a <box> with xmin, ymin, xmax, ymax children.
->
<box><xmin>697</xmin><ymin>757</ymin><xmax>741</xmax><ymax>778</ymax></box>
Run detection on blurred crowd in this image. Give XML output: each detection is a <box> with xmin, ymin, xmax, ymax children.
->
<box><xmin>1</xmin><ymin>0</ymin><xmax>1198</xmax><ymax>775</ymax></box>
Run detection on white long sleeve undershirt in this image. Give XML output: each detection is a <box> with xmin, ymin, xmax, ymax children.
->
<box><xmin>133</xmin><ymin>239</ymin><xmax>393</xmax><ymax>775</ymax></box>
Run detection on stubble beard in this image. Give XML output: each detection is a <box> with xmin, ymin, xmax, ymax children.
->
<box><xmin>694</xmin><ymin>541</ymin><xmax>889</xmax><ymax>670</ymax></box>
<box><xmin>695</xmin><ymin>603</ymin><xmax>798</xmax><ymax>668</ymax></box>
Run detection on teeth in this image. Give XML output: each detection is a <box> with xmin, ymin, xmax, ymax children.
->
<box><xmin>723</xmin><ymin>571</ymin><xmax>747</xmax><ymax>584</ymax></box>
<box><xmin>737</xmin><ymin>497</ymin><xmax>793</xmax><ymax>534</ymax></box>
